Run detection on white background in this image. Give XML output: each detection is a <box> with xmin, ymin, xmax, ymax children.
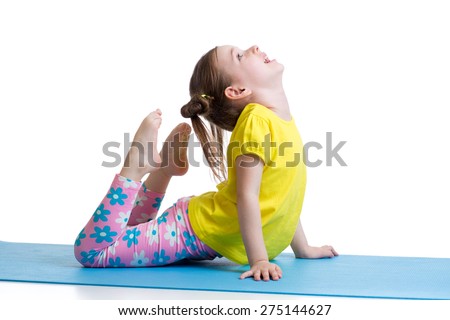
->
<box><xmin>1</xmin><ymin>0</ymin><xmax>449</xmax><ymax>262</ymax></box>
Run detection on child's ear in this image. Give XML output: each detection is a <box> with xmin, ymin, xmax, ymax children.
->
<box><xmin>224</xmin><ymin>86</ymin><xmax>252</xmax><ymax>100</ymax></box>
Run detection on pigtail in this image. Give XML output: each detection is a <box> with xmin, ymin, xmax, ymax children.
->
<box><xmin>181</xmin><ymin>95</ymin><xmax>227</xmax><ymax>181</ymax></box>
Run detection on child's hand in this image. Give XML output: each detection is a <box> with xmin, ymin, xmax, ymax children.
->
<box><xmin>296</xmin><ymin>245</ymin><xmax>338</xmax><ymax>259</ymax></box>
<box><xmin>240</xmin><ymin>260</ymin><xmax>283</xmax><ymax>281</ymax></box>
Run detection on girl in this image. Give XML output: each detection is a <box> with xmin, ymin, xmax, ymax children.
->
<box><xmin>74</xmin><ymin>45</ymin><xmax>338</xmax><ymax>281</ymax></box>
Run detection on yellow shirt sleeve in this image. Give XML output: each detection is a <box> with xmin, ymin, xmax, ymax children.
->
<box><xmin>228</xmin><ymin>113</ymin><xmax>273</xmax><ymax>166</ymax></box>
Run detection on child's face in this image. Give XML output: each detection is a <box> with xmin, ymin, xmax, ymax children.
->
<box><xmin>216</xmin><ymin>45</ymin><xmax>284</xmax><ymax>91</ymax></box>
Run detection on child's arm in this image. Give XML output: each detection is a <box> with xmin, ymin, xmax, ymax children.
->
<box><xmin>290</xmin><ymin>220</ymin><xmax>338</xmax><ymax>258</ymax></box>
<box><xmin>235</xmin><ymin>154</ymin><xmax>282</xmax><ymax>281</ymax></box>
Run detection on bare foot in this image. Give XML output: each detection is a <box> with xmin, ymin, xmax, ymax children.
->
<box><xmin>159</xmin><ymin>122</ymin><xmax>191</xmax><ymax>177</ymax></box>
<box><xmin>121</xmin><ymin>110</ymin><xmax>162</xmax><ymax>181</ymax></box>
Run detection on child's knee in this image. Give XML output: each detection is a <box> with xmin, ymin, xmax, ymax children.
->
<box><xmin>73</xmin><ymin>242</ymin><xmax>99</xmax><ymax>267</ymax></box>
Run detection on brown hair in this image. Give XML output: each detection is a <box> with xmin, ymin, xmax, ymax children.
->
<box><xmin>181</xmin><ymin>47</ymin><xmax>243</xmax><ymax>181</ymax></box>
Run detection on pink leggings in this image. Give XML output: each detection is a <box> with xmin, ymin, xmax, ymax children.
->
<box><xmin>74</xmin><ymin>174</ymin><xmax>217</xmax><ymax>267</ymax></box>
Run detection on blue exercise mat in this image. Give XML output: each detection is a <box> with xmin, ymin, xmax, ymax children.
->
<box><xmin>1</xmin><ymin>241</ymin><xmax>449</xmax><ymax>299</ymax></box>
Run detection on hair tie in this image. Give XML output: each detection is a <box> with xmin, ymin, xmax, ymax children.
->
<box><xmin>201</xmin><ymin>94</ymin><xmax>214</xmax><ymax>100</ymax></box>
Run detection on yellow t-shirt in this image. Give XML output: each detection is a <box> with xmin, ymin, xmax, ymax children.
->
<box><xmin>189</xmin><ymin>103</ymin><xmax>307</xmax><ymax>264</ymax></box>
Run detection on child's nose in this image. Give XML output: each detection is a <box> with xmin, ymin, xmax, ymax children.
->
<box><xmin>245</xmin><ymin>45</ymin><xmax>259</xmax><ymax>55</ymax></box>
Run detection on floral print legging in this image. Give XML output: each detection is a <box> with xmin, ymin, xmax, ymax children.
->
<box><xmin>74</xmin><ymin>174</ymin><xmax>217</xmax><ymax>267</ymax></box>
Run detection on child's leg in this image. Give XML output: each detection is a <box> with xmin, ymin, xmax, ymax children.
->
<box><xmin>74</xmin><ymin>174</ymin><xmax>142</xmax><ymax>265</ymax></box>
<box><xmin>74</xmin><ymin>110</ymin><xmax>162</xmax><ymax>263</ymax></box>
<box><xmin>138</xmin><ymin>196</ymin><xmax>218</xmax><ymax>266</ymax></box>
<box><xmin>127</xmin><ymin>184</ymin><xmax>165</xmax><ymax>226</ymax></box>
<box><xmin>127</xmin><ymin>123</ymin><xmax>191</xmax><ymax>225</ymax></box>
<box><xmin>74</xmin><ymin>114</ymin><xmax>206</xmax><ymax>267</ymax></box>
<box><xmin>76</xmin><ymin>194</ymin><xmax>217</xmax><ymax>267</ymax></box>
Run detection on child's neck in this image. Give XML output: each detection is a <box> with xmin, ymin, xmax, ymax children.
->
<box><xmin>256</xmin><ymin>88</ymin><xmax>291</xmax><ymax>121</ymax></box>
